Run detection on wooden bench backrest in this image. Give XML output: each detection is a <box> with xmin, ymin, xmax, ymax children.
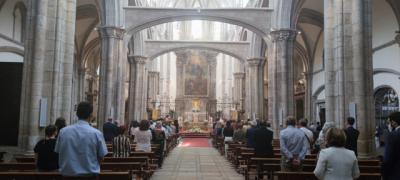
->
<box><xmin>15</xmin><ymin>157</ymin><xmax>35</xmax><ymax>163</ymax></box>
<box><xmin>100</xmin><ymin>162</ymin><xmax>143</xmax><ymax>172</ymax></box>
<box><xmin>0</xmin><ymin>171</ymin><xmax>131</xmax><ymax>180</ymax></box>
<box><xmin>0</xmin><ymin>163</ymin><xmax>36</xmax><ymax>171</ymax></box>
<box><xmin>275</xmin><ymin>171</ymin><xmax>381</xmax><ymax>180</ymax></box>
<box><xmin>103</xmin><ymin>157</ymin><xmax>149</xmax><ymax>163</ymax></box>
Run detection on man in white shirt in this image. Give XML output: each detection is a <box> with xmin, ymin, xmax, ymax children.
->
<box><xmin>298</xmin><ymin>119</ymin><xmax>314</xmax><ymax>155</ymax></box>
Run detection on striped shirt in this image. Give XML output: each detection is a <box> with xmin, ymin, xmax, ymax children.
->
<box><xmin>112</xmin><ymin>135</ymin><xmax>131</xmax><ymax>157</ymax></box>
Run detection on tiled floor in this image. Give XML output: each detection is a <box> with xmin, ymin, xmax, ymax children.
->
<box><xmin>151</xmin><ymin>147</ymin><xmax>244</xmax><ymax>180</ymax></box>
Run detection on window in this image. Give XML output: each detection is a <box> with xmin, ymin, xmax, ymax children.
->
<box><xmin>12</xmin><ymin>2</ymin><xmax>26</xmax><ymax>42</ymax></box>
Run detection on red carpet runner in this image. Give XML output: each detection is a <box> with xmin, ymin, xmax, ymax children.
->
<box><xmin>179</xmin><ymin>138</ymin><xmax>210</xmax><ymax>147</ymax></box>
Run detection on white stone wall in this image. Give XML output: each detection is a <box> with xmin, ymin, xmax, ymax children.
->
<box><xmin>372</xmin><ymin>1</ymin><xmax>400</xmax><ymax>99</ymax></box>
<box><xmin>0</xmin><ymin>0</ymin><xmax>25</xmax><ymax>63</ymax></box>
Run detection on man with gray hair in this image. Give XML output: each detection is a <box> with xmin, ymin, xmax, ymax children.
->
<box><xmin>280</xmin><ymin>116</ymin><xmax>308</xmax><ymax>172</ymax></box>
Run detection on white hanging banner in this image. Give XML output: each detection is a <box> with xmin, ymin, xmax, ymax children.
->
<box><xmin>39</xmin><ymin>98</ymin><xmax>48</xmax><ymax>127</ymax></box>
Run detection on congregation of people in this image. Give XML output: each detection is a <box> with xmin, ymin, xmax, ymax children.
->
<box><xmin>213</xmin><ymin>113</ymin><xmax>400</xmax><ymax>180</ymax></box>
<box><xmin>32</xmin><ymin>101</ymin><xmax>180</xmax><ymax>178</ymax></box>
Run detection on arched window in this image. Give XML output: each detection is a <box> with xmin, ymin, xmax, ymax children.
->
<box><xmin>12</xmin><ymin>2</ymin><xmax>26</xmax><ymax>42</ymax></box>
<box><xmin>374</xmin><ymin>87</ymin><xmax>399</xmax><ymax>127</ymax></box>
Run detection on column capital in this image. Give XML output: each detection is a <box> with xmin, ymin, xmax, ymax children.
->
<box><xmin>128</xmin><ymin>55</ymin><xmax>148</xmax><ymax>65</ymax></box>
<box><xmin>148</xmin><ymin>71</ymin><xmax>160</xmax><ymax>76</ymax></box>
<box><xmin>233</xmin><ymin>72</ymin><xmax>245</xmax><ymax>79</ymax></box>
<box><xmin>97</xmin><ymin>26</ymin><xmax>125</xmax><ymax>39</ymax></box>
<box><xmin>246</xmin><ymin>57</ymin><xmax>266</xmax><ymax>66</ymax></box>
<box><xmin>270</xmin><ymin>29</ymin><xmax>298</xmax><ymax>42</ymax></box>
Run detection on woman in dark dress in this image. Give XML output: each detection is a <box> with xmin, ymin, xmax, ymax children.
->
<box><xmin>34</xmin><ymin>125</ymin><xmax>59</xmax><ymax>171</ymax></box>
<box><xmin>152</xmin><ymin>122</ymin><xmax>166</xmax><ymax>167</ymax></box>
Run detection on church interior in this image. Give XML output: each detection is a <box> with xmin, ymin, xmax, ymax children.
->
<box><xmin>0</xmin><ymin>0</ymin><xmax>399</xmax><ymax>179</ymax></box>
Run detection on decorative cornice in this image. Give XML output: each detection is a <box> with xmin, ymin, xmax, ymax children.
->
<box><xmin>128</xmin><ymin>55</ymin><xmax>148</xmax><ymax>64</ymax></box>
<box><xmin>233</xmin><ymin>72</ymin><xmax>245</xmax><ymax>79</ymax></box>
<box><xmin>247</xmin><ymin>57</ymin><xmax>265</xmax><ymax>66</ymax></box>
<box><xmin>270</xmin><ymin>29</ymin><xmax>298</xmax><ymax>42</ymax></box>
<box><xmin>97</xmin><ymin>26</ymin><xmax>125</xmax><ymax>39</ymax></box>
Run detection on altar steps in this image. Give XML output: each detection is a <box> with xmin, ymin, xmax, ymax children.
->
<box><xmin>180</xmin><ymin>132</ymin><xmax>210</xmax><ymax>138</ymax></box>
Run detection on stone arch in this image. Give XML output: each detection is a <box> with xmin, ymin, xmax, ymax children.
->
<box><xmin>273</xmin><ymin>0</ymin><xmax>305</xmax><ymax>28</ymax></box>
<box><xmin>150</xmin><ymin>46</ymin><xmax>244</xmax><ymax>63</ymax></box>
<box><xmin>0</xmin><ymin>46</ymin><xmax>24</xmax><ymax>56</ymax></box>
<box><xmin>124</xmin><ymin>7</ymin><xmax>273</xmax><ymax>40</ymax></box>
<box><xmin>145</xmin><ymin>40</ymin><xmax>249</xmax><ymax>62</ymax></box>
<box><xmin>313</xmin><ymin>85</ymin><xmax>325</xmax><ymax>98</ymax></box>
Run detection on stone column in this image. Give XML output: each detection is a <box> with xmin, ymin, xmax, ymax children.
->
<box><xmin>97</xmin><ymin>26</ymin><xmax>125</xmax><ymax>128</ymax></box>
<box><xmin>245</xmin><ymin>58</ymin><xmax>265</xmax><ymax>120</ymax></box>
<box><xmin>19</xmin><ymin>0</ymin><xmax>78</xmax><ymax>151</ymax></box>
<box><xmin>324</xmin><ymin>0</ymin><xmax>374</xmax><ymax>157</ymax></box>
<box><xmin>147</xmin><ymin>71</ymin><xmax>160</xmax><ymax>110</ymax></box>
<box><xmin>233</xmin><ymin>72</ymin><xmax>245</xmax><ymax>111</ymax></box>
<box><xmin>174</xmin><ymin>51</ymin><xmax>188</xmax><ymax>119</ymax></box>
<box><xmin>205</xmin><ymin>52</ymin><xmax>218</xmax><ymax>118</ymax></box>
<box><xmin>269</xmin><ymin>29</ymin><xmax>297</xmax><ymax>138</ymax></box>
<box><xmin>127</xmin><ymin>55</ymin><xmax>148</xmax><ymax>121</ymax></box>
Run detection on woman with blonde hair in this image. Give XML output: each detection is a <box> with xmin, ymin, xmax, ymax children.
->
<box><xmin>313</xmin><ymin>127</ymin><xmax>360</xmax><ymax>180</ymax></box>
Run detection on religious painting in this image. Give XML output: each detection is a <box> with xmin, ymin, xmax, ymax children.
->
<box><xmin>192</xmin><ymin>99</ymin><xmax>201</xmax><ymax>111</ymax></box>
<box><xmin>184</xmin><ymin>52</ymin><xmax>208</xmax><ymax>96</ymax></box>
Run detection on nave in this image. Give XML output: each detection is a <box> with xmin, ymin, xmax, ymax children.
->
<box><xmin>151</xmin><ymin>138</ymin><xmax>243</xmax><ymax>180</ymax></box>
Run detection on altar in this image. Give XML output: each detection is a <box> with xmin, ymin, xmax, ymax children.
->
<box><xmin>182</xmin><ymin>112</ymin><xmax>211</xmax><ymax>132</ymax></box>
<box><xmin>174</xmin><ymin>50</ymin><xmax>218</xmax><ymax>134</ymax></box>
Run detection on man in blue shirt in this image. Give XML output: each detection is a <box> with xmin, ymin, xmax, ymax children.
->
<box><xmin>279</xmin><ymin>116</ymin><xmax>308</xmax><ymax>172</ymax></box>
<box><xmin>55</xmin><ymin>102</ymin><xmax>108</xmax><ymax>177</ymax></box>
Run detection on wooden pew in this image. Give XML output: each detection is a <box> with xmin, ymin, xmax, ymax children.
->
<box><xmin>15</xmin><ymin>157</ymin><xmax>35</xmax><ymax>163</ymax></box>
<box><xmin>0</xmin><ymin>163</ymin><xmax>36</xmax><ymax>171</ymax></box>
<box><xmin>0</xmin><ymin>171</ymin><xmax>131</xmax><ymax>180</ymax></box>
<box><xmin>275</xmin><ymin>171</ymin><xmax>381</xmax><ymax>180</ymax></box>
<box><xmin>0</xmin><ymin>162</ymin><xmax>147</xmax><ymax>180</ymax></box>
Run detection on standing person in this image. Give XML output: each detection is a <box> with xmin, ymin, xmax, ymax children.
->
<box><xmin>299</xmin><ymin>119</ymin><xmax>314</xmax><ymax>155</ymax></box>
<box><xmin>246</xmin><ymin>121</ymin><xmax>258</xmax><ymax>148</ymax></box>
<box><xmin>34</xmin><ymin>125</ymin><xmax>59</xmax><ymax>172</ymax></box>
<box><xmin>232</xmin><ymin>123</ymin><xmax>247</xmax><ymax>143</ymax></box>
<box><xmin>382</xmin><ymin>112</ymin><xmax>400</xmax><ymax>180</ymax></box>
<box><xmin>134</xmin><ymin>120</ymin><xmax>152</xmax><ymax>152</ymax></box>
<box><xmin>279</xmin><ymin>116</ymin><xmax>308</xmax><ymax>172</ymax></box>
<box><xmin>253</xmin><ymin>121</ymin><xmax>273</xmax><ymax>157</ymax></box>
<box><xmin>316</xmin><ymin>122</ymin><xmax>336</xmax><ymax>150</ymax></box>
<box><xmin>223</xmin><ymin>121</ymin><xmax>234</xmax><ymax>157</ymax></box>
<box><xmin>55</xmin><ymin>102</ymin><xmax>108</xmax><ymax>178</ymax></box>
<box><xmin>344</xmin><ymin>117</ymin><xmax>360</xmax><ymax>156</ymax></box>
<box><xmin>174</xmin><ymin>119</ymin><xmax>180</xmax><ymax>134</ymax></box>
<box><xmin>129</xmin><ymin>120</ymin><xmax>139</xmax><ymax>138</ymax></box>
<box><xmin>152</xmin><ymin>122</ymin><xmax>166</xmax><ymax>167</ymax></box>
<box><xmin>313</xmin><ymin>128</ymin><xmax>360</xmax><ymax>180</ymax></box>
<box><xmin>54</xmin><ymin>117</ymin><xmax>66</xmax><ymax>138</ymax></box>
<box><xmin>103</xmin><ymin>118</ymin><xmax>118</xmax><ymax>142</ymax></box>
<box><xmin>112</xmin><ymin>126</ymin><xmax>131</xmax><ymax>158</ymax></box>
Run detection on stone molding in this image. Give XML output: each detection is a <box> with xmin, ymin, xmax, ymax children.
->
<box><xmin>270</xmin><ymin>29</ymin><xmax>297</xmax><ymax>42</ymax></box>
<box><xmin>97</xmin><ymin>26</ymin><xmax>125</xmax><ymax>39</ymax></box>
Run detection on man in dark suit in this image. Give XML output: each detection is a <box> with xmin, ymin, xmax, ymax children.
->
<box><xmin>103</xmin><ymin>118</ymin><xmax>118</xmax><ymax>142</ymax></box>
<box><xmin>344</xmin><ymin>117</ymin><xmax>359</xmax><ymax>156</ymax></box>
<box><xmin>382</xmin><ymin>112</ymin><xmax>400</xmax><ymax>180</ymax></box>
<box><xmin>253</xmin><ymin>121</ymin><xmax>273</xmax><ymax>157</ymax></box>
<box><xmin>246</xmin><ymin>120</ymin><xmax>258</xmax><ymax>148</ymax></box>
